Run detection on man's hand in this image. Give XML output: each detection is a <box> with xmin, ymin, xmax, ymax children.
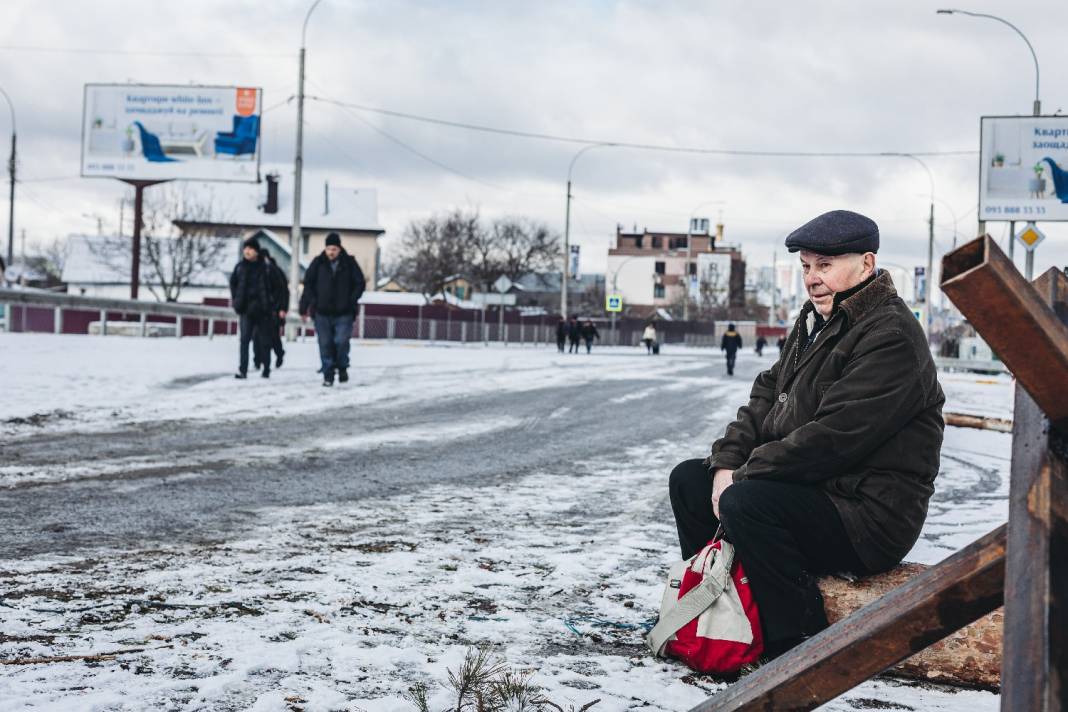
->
<box><xmin>279</xmin><ymin>310</ymin><xmax>287</xmax><ymax>320</ymax></box>
<box><xmin>711</xmin><ymin>468</ymin><xmax>734</xmax><ymax>519</ymax></box>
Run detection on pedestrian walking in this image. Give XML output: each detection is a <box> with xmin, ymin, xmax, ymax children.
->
<box><xmin>755</xmin><ymin>334</ymin><xmax>767</xmax><ymax>357</ymax></box>
<box><xmin>567</xmin><ymin>316</ymin><xmax>581</xmax><ymax>354</ymax></box>
<box><xmin>776</xmin><ymin>335</ymin><xmax>787</xmax><ymax>352</ymax></box>
<box><xmin>721</xmin><ymin>322</ymin><xmax>743</xmax><ymax>375</ymax></box>
<box><xmin>298</xmin><ymin>233</ymin><xmax>366</xmax><ymax>387</ymax></box>
<box><xmin>230</xmin><ymin>237</ymin><xmax>274</xmax><ymax>379</ymax></box>
<box><xmin>668</xmin><ymin>209</ymin><xmax>945</xmax><ymax>659</ymax></box>
<box><xmin>642</xmin><ymin>323</ymin><xmax>657</xmax><ymax>354</ymax></box>
<box><xmin>260</xmin><ymin>248</ymin><xmax>289</xmax><ymax>369</ymax></box>
<box><xmin>556</xmin><ymin>316</ymin><xmax>567</xmax><ymax>353</ymax></box>
<box><xmin>581</xmin><ymin>319</ymin><xmax>600</xmax><ymax>354</ymax></box>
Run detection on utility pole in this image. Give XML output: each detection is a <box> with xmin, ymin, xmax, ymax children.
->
<box><xmin>290</xmin><ymin>0</ymin><xmax>324</xmax><ymax>339</ymax></box>
<box><xmin>0</xmin><ymin>86</ymin><xmax>16</xmax><ymax>270</ymax></box>
<box><xmin>561</xmin><ymin>143</ymin><xmax>613</xmax><ymax>318</ymax></box>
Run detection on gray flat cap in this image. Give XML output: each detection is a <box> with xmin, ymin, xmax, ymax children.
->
<box><xmin>785</xmin><ymin>210</ymin><xmax>879</xmax><ymax>255</ymax></box>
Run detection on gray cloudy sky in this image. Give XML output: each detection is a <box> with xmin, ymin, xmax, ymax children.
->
<box><xmin>4</xmin><ymin>0</ymin><xmax>1068</xmax><ymax>278</ymax></box>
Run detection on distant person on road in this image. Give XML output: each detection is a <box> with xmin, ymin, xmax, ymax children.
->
<box><xmin>755</xmin><ymin>334</ymin><xmax>767</xmax><ymax>357</ymax></box>
<box><xmin>299</xmin><ymin>233</ymin><xmax>366</xmax><ymax>387</ymax></box>
<box><xmin>642</xmin><ymin>323</ymin><xmax>657</xmax><ymax>354</ymax></box>
<box><xmin>669</xmin><ymin>209</ymin><xmax>945</xmax><ymax>659</ymax></box>
<box><xmin>556</xmin><ymin>317</ymin><xmax>567</xmax><ymax>353</ymax></box>
<box><xmin>567</xmin><ymin>316</ymin><xmax>581</xmax><ymax>354</ymax></box>
<box><xmin>776</xmin><ymin>335</ymin><xmax>787</xmax><ymax>352</ymax></box>
<box><xmin>721</xmin><ymin>322</ymin><xmax>743</xmax><ymax>376</ymax></box>
<box><xmin>230</xmin><ymin>237</ymin><xmax>274</xmax><ymax>380</ymax></box>
<box><xmin>259</xmin><ymin>248</ymin><xmax>289</xmax><ymax>370</ymax></box>
<box><xmin>581</xmin><ymin>319</ymin><xmax>600</xmax><ymax>354</ymax></box>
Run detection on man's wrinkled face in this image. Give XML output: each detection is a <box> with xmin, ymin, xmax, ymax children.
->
<box><xmin>800</xmin><ymin>250</ymin><xmax>875</xmax><ymax>317</ymax></box>
<box><xmin>325</xmin><ymin>245</ymin><xmax>341</xmax><ymax>260</ymax></box>
<box><xmin>243</xmin><ymin>246</ymin><xmax>259</xmax><ymax>261</ymax></box>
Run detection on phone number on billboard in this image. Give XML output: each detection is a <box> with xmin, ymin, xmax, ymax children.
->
<box><xmin>982</xmin><ymin>205</ymin><xmax>1048</xmax><ymax>216</ymax></box>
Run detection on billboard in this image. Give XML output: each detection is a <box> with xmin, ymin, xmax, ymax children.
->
<box><xmin>979</xmin><ymin>115</ymin><xmax>1068</xmax><ymax>222</ymax></box>
<box><xmin>81</xmin><ymin>84</ymin><xmax>262</xmax><ymax>182</ymax></box>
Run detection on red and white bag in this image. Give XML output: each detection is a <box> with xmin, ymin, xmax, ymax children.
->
<box><xmin>646</xmin><ymin>537</ymin><xmax>763</xmax><ymax>673</ymax></box>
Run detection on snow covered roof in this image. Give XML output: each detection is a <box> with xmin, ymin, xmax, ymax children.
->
<box><xmin>178</xmin><ymin>167</ymin><xmax>383</xmax><ymax>233</ymax></box>
<box><xmin>62</xmin><ymin>234</ymin><xmax>237</xmax><ymax>287</ymax></box>
<box><xmin>360</xmin><ymin>290</ymin><xmax>480</xmax><ymax>310</ymax></box>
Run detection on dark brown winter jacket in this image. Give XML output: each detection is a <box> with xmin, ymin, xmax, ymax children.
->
<box><xmin>708</xmin><ymin>270</ymin><xmax>945</xmax><ymax>572</ymax></box>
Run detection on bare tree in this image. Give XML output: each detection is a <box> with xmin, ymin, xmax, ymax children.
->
<box><xmin>88</xmin><ymin>184</ymin><xmax>235</xmax><ymax>302</ymax></box>
<box><xmin>391</xmin><ymin>209</ymin><xmax>480</xmax><ymax>302</ymax></box>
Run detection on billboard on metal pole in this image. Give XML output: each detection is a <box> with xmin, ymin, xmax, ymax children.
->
<box><xmin>979</xmin><ymin>115</ymin><xmax>1068</xmax><ymax>222</ymax></box>
<box><xmin>81</xmin><ymin>84</ymin><xmax>262</xmax><ymax>183</ymax></box>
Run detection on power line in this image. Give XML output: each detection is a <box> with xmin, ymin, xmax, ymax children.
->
<box><xmin>0</xmin><ymin>44</ymin><xmax>292</xmax><ymax>58</ymax></box>
<box><xmin>307</xmin><ymin>95</ymin><xmax>978</xmax><ymax>158</ymax></box>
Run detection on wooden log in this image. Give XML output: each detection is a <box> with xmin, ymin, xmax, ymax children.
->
<box><xmin>818</xmin><ymin>563</ymin><xmax>1002</xmax><ymax>690</ymax></box>
<box><xmin>944</xmin><ymin>412</ymin><xmax>1013</xmax><ymax>433</ymax></box>
<box><xmin>690</xmin><ymin>524</ymin><xmax>1006</xmax><ymax>712</ymax></box>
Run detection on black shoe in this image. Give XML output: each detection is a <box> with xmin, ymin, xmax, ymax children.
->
<box><xmin>275</xmin><ymin>352</ymin><xmax>284</xmax><ymax>369</ymax></box>
<box><xmin>338</xmin><ymin>369</ymin><xmax>349</xmax><ymax>383</ymax></box>
<box><xmin>261</xmin><ymin>368</ymin><xmax>270</xmax><ymax>379</ymax></box>
<box><xmin>323</xmin><ymin>373</ymin><xmax>334</xmax><ymax>387</ymax></box>
<box><xmin>253</xmin><ymin>359</ymin><xmax>261</xmax><ymax>369</ymax></box>
<box><xmin>235</xmin><ymin>371</ymin><xmax>247</xmax><ymax>379</ymax></box>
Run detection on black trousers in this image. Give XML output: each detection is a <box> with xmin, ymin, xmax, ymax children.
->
<box><xmin>668</xmin><ymin>458</ymin><xmax>870</xmax><ymax>645</ymax></box>
<box><xmin>270</xmin><ymin>314</ymin><xmax>284</xmax><ymax>359</ymax></box>
<box><xmin>725</xmin><ymin>351</ymin><xmax>737</xmax><ymax>375</ymax></box>
<box><xmin>239</xmin><ymin>313</ymin><xmax>273</xmax><ymax>374</ymax></box>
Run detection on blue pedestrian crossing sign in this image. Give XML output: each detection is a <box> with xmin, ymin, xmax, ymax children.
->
<box><xmin>606</xmin><ymin>294</ymin><xmax>623</xmax><ymax>312</ymax></box>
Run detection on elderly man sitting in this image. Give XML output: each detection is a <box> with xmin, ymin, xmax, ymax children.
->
<box><xmin>668</xmin><ymin>210</ymin><xmax>945</xmax><ymax>658</ymax></box>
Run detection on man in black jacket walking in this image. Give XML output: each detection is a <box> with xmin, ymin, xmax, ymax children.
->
<box><xmin>260</xmin><ymin>248</ymin><xmax>289</xmax><ymax>369</ymax></box>
<box><xmin>721</xmin><ymin>323</ymin><xmax>743</xmax><ymax>375</ymax></box>
<box><xmin>669</xmin><ymin>210</ymin><xmax>944</xmax><ymax>658</ymax></box>
<box><xmin>230</xmin><ymin>237</ymin><xmax>274</xmax><ymax>379</ymax></box>
<box><xmin>299</xmin><ymin>233</ymin><xmax>366</xmax><ymax>386</ymax></box>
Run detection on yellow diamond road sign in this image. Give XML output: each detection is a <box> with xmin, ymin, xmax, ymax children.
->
<box><xmin>1015</xmin><ymin>222</ymin><xmax>1045</xmax><ymax>252</ymax></box>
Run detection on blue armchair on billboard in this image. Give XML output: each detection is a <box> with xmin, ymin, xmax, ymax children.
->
<box><xmin>133</xmin><ymin>121</ymin><xmax>177</xmax><ymax>163</ymax></box>
<box><xmin>1042</xmin><ymin>157</ymin><xmax>1068</xmax><ymax>203</ymax></box>
<box><xmin>214</xmin><ymin>115</ymin><xmax>259</xmax><ymax>157</ymax></box>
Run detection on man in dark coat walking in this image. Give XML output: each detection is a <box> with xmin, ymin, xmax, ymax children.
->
<box><xmin>556</xmin><ymin>317</ymin><xmax>567</xmax><ymax>353</ymax></box>
<box><xmin>299</xmin><ymin>233</ymin><xmax>366</xmax><ymax>387</ymax></box>
<box><xmin>581</xmin><ymin>319</ymin><xmax>600</xmax><ymax>354</ymax></box>
<box><xmin>260</xmin><ymin>248</ymin><xmax>289</xmax><ymax>369</ymax></box>
<box><xmin>567</xmin><ymin>316</ymin><xmax>581</xmax><ymax>354</ymax></box>
<box><xmin>230</xmin><ymin>237</ymin><xmax>274</xmax><ymax>379</ymax></box>
<box><xmin>720</xmin><ymin>323</ymin><xmax>743</xmax><ymax>375</ymax></box>
<box><xmin>669</xmin><ymin>210</ymin><xmax>945</xmax><ymax>658</ymax></box>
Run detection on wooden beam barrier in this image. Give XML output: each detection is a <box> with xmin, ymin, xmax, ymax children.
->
<box><xmin>690</xmin><ymin>525</ymin><xmax>1006</xmax><ymax>711</ymax></box>
<box><xmin>944</xmin><ymin>412</ymin><xmax>1013</xmax><ymax>433</ymax></box>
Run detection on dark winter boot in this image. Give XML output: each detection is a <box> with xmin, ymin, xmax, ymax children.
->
<box><xmin>261</xmin><ymin>367</ymin><xmax>270</xmax><ymax>379</ymax></box>
<box><xmin>338</xmin><ymin>368</ymin><xmax>349</xmax><ymax>383</ymax></box>
<box><xmin>323</xmin><ymin>371</ymin><xmax>334</xmax><ymax>387</ymax></box>
<box><xmin>275</xmin><ymin>352</ymin><xmax>284</xmax><ymax>369</ymax></box>
<box><xmin>235</xmin><ymin>371</ymin><xmax>247</xmax><ymax>380</ymax></box>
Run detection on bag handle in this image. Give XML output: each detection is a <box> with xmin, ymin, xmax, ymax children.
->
<box><xmin>646</xmin><ymin>539</ymin><xmax>735</xmax><ymax>656</ymax></box>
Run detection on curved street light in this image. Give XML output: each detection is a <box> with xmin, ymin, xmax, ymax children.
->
<box><xmin>0</xmin><ymin>85</ymin><xmax>15</xmax><ymax>269</ymax></box>
<box><xmin>882</xmin><ymin>152</ymin><xmax>936</xmax><ymax>342</ymax></box>
<box><xmin>937</xmin><ymin>9</ymin><xmax>1041</xmax><ymax>116</ymax></box>
<box><xmin>560</xmin><ymin>142</ymin><xmax>615</xmax><ymax>316</ymax></box>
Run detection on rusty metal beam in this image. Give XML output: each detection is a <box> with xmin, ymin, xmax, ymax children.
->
<box><xmin>941</xmin><ymin>238</ymin><xmax>1068</xmax><ymax>428</ymax></box>
<box><xmin>1000</xmin><ymin>268</ymin><xmax>1068</xmax><ymax>712</ymax></box>
<box><xmin>689</xmin><ymin>525</ymin><xmax>1006</xmax><ymax>712</ymax></box>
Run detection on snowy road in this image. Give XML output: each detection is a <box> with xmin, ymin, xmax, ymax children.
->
<box><xmin>0</xmin><ymin>334</ymin><xmax>1011</xmax><ymax>711</ymax></box>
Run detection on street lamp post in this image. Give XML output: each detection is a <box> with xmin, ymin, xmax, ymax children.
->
<box><xmin>884</xmin><ymin>153</ymin><xmax>936</xmax><ymax>343</ymax></box>
<box><xmin>608</xmin><ymin>254</ymin><xmax>642</xmax><ymax>346</ymax></box>
<box><xmin>289</xmin><ymin>0</ymin><xmax>324</xmax><ymax>339</ymax></box>
<box><xmin>561</xmin><ymin>143</ymin><xmax>613</xmax><ymax>318</ymax></box>
<box><xmin>937</xmin><ymin>9</ymin><xmax>1040</xmax><ymax>116</ymax></box>
<box><xmin>683</xmin><ymin>200</ymin><xmax>725</xmax><ymax>321</ymax></box>
<box><xmin>0</xmin><ymin>87</ymin><xmax>15</xmax><ymax>270</ymax></box>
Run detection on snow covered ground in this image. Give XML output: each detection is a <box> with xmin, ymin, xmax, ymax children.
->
<box><xmin>0</xmin><ymin>334</ymin><xmax>1013</xmax><ymax>711</ymax></box>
